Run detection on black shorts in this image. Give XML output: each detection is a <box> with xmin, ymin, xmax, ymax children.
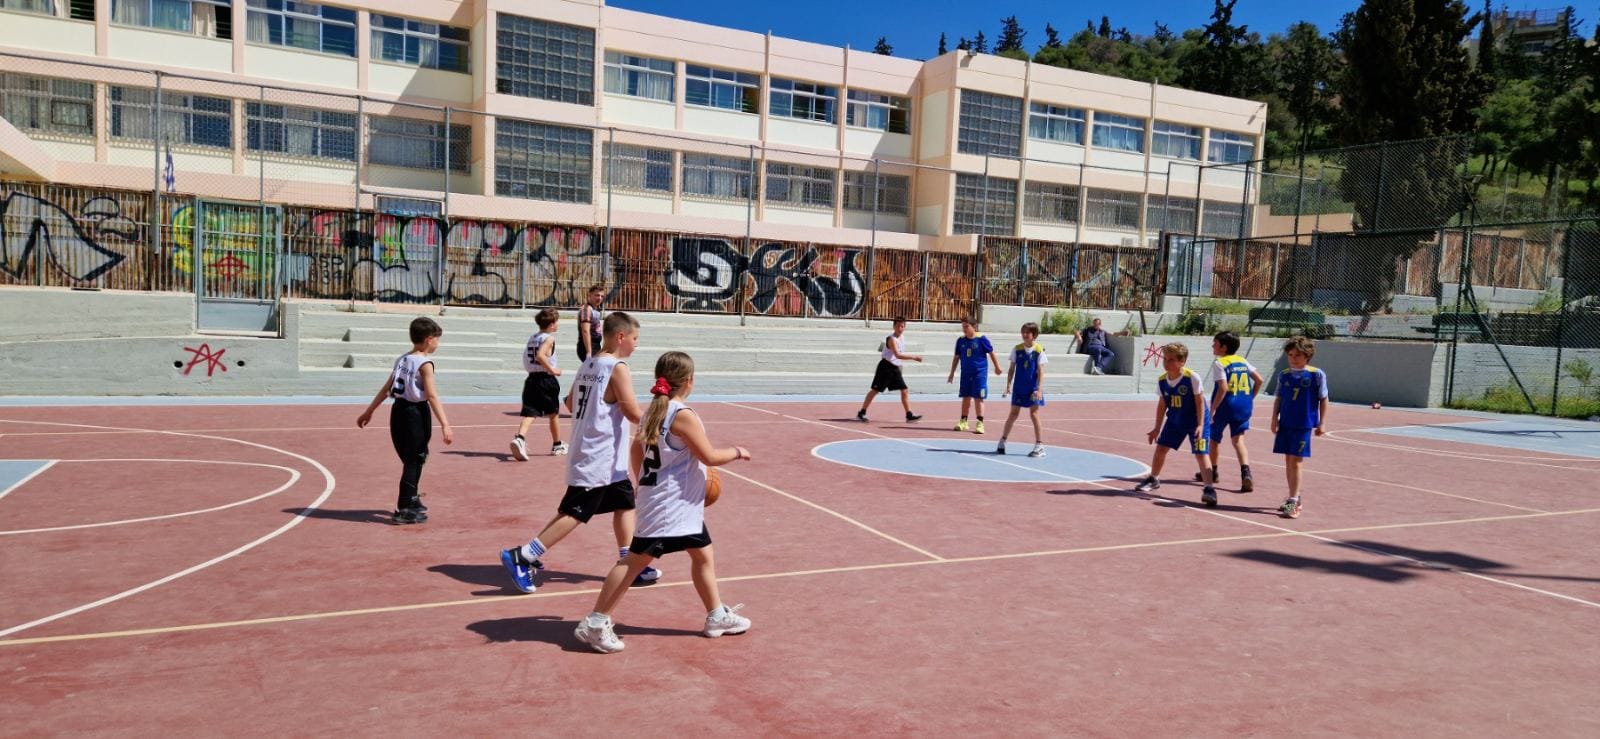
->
<box><xmin>520</xmin><ymin>373</ymin><xmax>560</xmax><ymax>417</ymax></box>
<box><xmin>870</xmin><ymin>359</ymin><xmax>908</xmax><ymax>392</ymax></box>
<box><xmin>629</xmin><ymin>525</ymin><xmax>712</xmax><ymax>558</ymax></box>
<box><xmin>557</xmin><ymin>479</ymin><xmax>635</xmax><ymax>523</ymax></box>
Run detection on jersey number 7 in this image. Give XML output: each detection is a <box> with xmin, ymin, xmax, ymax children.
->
<box><xmin>574</xmin><ymin>384</ymin><xmax>592</xmax><ymax>420</ymax></box>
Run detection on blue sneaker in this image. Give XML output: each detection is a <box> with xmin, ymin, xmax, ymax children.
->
<box><xmin>632</xmin><ymin>565</ymin><xmax>662</xmax><ymax>586</ymax></box>
<box><xmin>500</xmin><ymin>548</ymin><xmax>541</xmax><ymax>593</ymax></box>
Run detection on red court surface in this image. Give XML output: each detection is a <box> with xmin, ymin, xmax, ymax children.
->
<box><xmin>2</xmin><ymin>400</ymin><xmax>1598</xmax><ymax>735</ymax></box>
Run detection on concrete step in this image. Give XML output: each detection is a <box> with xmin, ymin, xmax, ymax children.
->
<box><xmin>343</xmin><ymin>353</ymin><xmax>505</xmax><ymax>370</ymax></box>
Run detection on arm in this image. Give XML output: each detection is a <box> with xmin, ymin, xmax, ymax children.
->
<box><xmin>1248</xmin><ymin>368</ymin><xmax>1265</xmax><ymax>399</ymax></box>
<box><xmin>536</xmin><ymin>337</ymin><xmax>560</xmax><ymax>376</ymax></box>
<box><xmin>672</xmin><ymin>409</ymin><xmax>750</xmax><ymax>467</ymax></box>
<box><xmin>1209</xmin><ymin>378</ymin><xmax>1227</xmax><ymax>416</ymax></box>
<box><xmin>578</xmin><ymin>307</ymin><xmax>593</xmax><ymax>356</ymax></box>
<box><xmin>630</xmin><ymin>438</ymin><xmax>644</xmax><ymax>481</ymax></box>
<box><xmin>989</xmin><ymin>351</ymin><xmax>1002</xmax><ymax>375</ymax></box>
<box><xmin>947</xmin><ymin>354</ymin><xmax>959</xmax><ymax>383</ymax></box>
<box><xmin>418</xmin><ymin>362</ymin><xmax>453</xmax><ymax>445</ymax></box>
<box><xmin>1316</xmin><ymin>396</ymin><xmax>1329</xmax><ymax>436</ymax></box>
<box><xmin>356</xmin><ymin>371</ymin><xmax>396</xmax><ymax>428</ymax></box>
<box><xmin>1192</xmin><ymin>377</ymin><xmax>1205</xmax><ymax>430</ymax></box>
<box><xmin>1270</xmin><ymin>393</ymin><xmax>1283</xmax><ymax>434</ymax></box>
<box><xmin>890</xmin><ymin>340</ymin><xmax>922</xmax><ymax>363</ymax></box>
<box><xmin>1003</xmin><ymin>358</ymin><xmax>1015</xmax><ymax>396</ymax></box>
<box><xmin>1032</xmin><ymin>357</ymin><xmax>1045</xmax><ymax>400</ymax></box>
<box><xmin>603</xmin><ymin>362</ymin><xmax>644</xmax><ymax>424</ymax></box>
<box><xmin>1147</xmin><ymin>396</ymin><xmax>1164</xmax><ymax>443</ymax></box>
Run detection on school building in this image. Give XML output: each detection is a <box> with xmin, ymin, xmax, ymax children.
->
<box><xmin>0</xmin><ymin>0</ymin><xmax>1266</xmax><ymax>253</ymax></box>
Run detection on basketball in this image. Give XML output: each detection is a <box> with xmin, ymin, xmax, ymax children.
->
<box><xmin>705</xmin><ymin>467</ymin><xmax>722</xmax><ymax>507</ymax></box>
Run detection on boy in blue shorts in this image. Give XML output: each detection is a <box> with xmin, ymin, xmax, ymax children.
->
<box><xmin>1134</xmin><ymin>343</ymin><xmax>1217</xmax><ymax>506</ymax></box>
<box><xmin>947</xmin><ymin>317</ymin><xmax>1002</xmax><ymax>433</ymax></box>
<box><xmin>1270</xmin><ymin>336</ymin><xmax>1329</xmax><ymax>519</ymax></box>
<box><xmin>996</xmin><ymin>322</ymin><xmax>1048</xmax><ymax>457</ymax></box>
<box><xmin>1195</xmin><ymin>330</ymin><xmax>1264</xmax><ymax>491</ymax></box>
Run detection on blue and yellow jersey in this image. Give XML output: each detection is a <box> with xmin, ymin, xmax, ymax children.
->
<box><xmin>954</xmin><ymin>334</ymin><xmax>995</xmax><ymax>377</ymax></box>
<box><xmin>1159</xmin><ymin>367</ymin><xmax>1207</xmax><ymax>429</ymax></box>
<box><xmin>1210</xmin><ymin>354</ymin><xmax>1258</xmax><ymax>416</ymax></box>
<box><xmin>1277</xmin><ymin>366</ymin><xmax>1329</xmax><ymax>429</ymax></box>
<box><xmin>1010</xmin><ymin>343</ymin><xmax>1047</xmax><ymax>397</ymax></box>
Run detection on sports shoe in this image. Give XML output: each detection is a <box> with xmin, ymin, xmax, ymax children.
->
<box><xmin>906</xmin><ymin>412</ymin><xmax>922</xmax><ymax>422</ymax></box>
<box><xmin>1201</xmin><ymin>486</ymin><xmax>1218</xmax><ymax>507</ymax></box>
<box><xmin>955</xmin><ymin>419</ymin><xmax>968</xmax><ymax>432</ymax></box>
<box><xmin>632</xmin><ymin>565</ymin><xmax>662</xmax><ymax>586</ymax></box>
<box><xmin>1028</xmin><ymin>445</ymin><xmax>1045</xmax><ymax>458</ymax></box>
<box><xmin>1240</xmin><ymin>472</ymin><xmax>1254</xmax><ymax>493</ymax></box>
<box><xmin>1134</xmin><ymin>476</ymin><xmax>1160</xmax><ymax>493</ymax></box>
<box><xmin>574</xmin><ymin>614</ymin><xmax>625</xmax><ymax>654</ymax></box>
<box><xmin>995</xmin><ymin>440</ymin><xmax>1007</xmax><ymax>455</ymax></box>
<box><xmin>510</xmin><ymin>437</ymin><xmax>529</xmax><ymax>462</ymax></box>
<box><xmin>856</xmin><ymin>409</ymin><xmax>868</xmax><ymax>422</ymax></box>
<box><xmin>704</xmin><ymin>604</ymin><xmax>751</xmax><ymax>638</ymax></box>
<box><xmin>391</xmin><ymin>507</ymin><xmax>428</xmax><ymax>525</ymax></box>
<box><xmin>974</xmin><ymin>420</ymin><xmax>986</xmax><ymax>434</ymax></box>
<box><xmin>1090</xmin><ymin>366</ymin><xmax>1104</xmax><ymax>375</ymax></box>
<box><xmin>552</xmin><ymin>441</ymin><xmax>569</xmax><ymax>456</ymax></box>
<box><xmin>500</xmin><ymin>548</ymin><xmax>542</xmax><ymax>593</ymax></box>
<box><xmin>1194</xmin><ymin>469</ymin><xmax>1219</xmax><ymax>484</ymax></box>
<box><xmin>1278</xmin><ymin>497</ymin><xmax>1302</xmax><ymax>519</ymax></box>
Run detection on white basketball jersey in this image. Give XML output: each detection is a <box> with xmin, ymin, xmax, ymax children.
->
<box><xmin>635</xmin><ymin>401</ymin><xmax>707</xmax><ymax>538</ymax></box>
<box><xmin>523</xmin><ymin>331</ymin><xmax>556</xmax><ymax>374</ymax></box>
<box><xmin>566</xmin><ymin>354</ymin><xmax>631</xmax><ymax>488</ymax></box>
<box><xmin>881</xmin><ymin>334</ymin><xmax>904</xmax><ymax>366</ymax></box>
<box><xmin>389</xmin><ymin>353</ymin><xmax>431</xmax><ymax>403</ymax></box>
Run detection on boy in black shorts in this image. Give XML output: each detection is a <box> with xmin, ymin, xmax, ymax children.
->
<box><xmin>511</xmin><ymin>308</ymin><xmax>566</xmax><ymax>460</ymax></box>
<box><xmin>857</xmin><ymin>316</ymin><xmax>923</xmax><ymax>423</ymax></box>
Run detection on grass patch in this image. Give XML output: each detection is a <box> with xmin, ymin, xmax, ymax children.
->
<box><xmin>1445</xmin><ymin>383</ymin><xmax>1600</xmax><ymax>419</ymax></box>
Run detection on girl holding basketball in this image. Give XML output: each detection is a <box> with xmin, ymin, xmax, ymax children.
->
<box><xmin>574</xmin><ymin>351</ymin><xmax>753</xmax><ymax>654</ymax></box>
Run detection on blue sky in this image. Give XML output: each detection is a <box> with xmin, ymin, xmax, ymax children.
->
<box><xmin>607</xmin><ymin>0</ymin><xmax>1368</xmax><ymax>60</ymax></box>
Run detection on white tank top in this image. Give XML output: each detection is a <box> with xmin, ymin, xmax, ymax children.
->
<box><xmin>635</xmin><ymin>401</ymin><xmax>707</xmax><ymax>538</ymax></box>
<box><xmin>522</xmin><ymin>331</ymin><xmax>557</xmax><ymax>374</ymax></box>
<box><xmin>566</xmin><ymin>354</ymin><xmax>631</xmax><ymax>488</ymax></box>
<box><xmin>881</xmin><ymin>334</ymin><xmax>904</xmax><ymax>367</ymax></box>
<box><xmin>389</xmin><ymin>352</ymin><xmax>432</xmax><ymax>403</ymax></box>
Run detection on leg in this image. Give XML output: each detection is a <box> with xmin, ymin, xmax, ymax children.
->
<box><xmin>1100</xmin><ymin>347</ymin><xmax>1115</xmax><ymax>373</ymax></box>
<box><xmin>974</xmin><ymin>397</ymin><xmax>985</xmax><ymax>419</ymax></box>
<box><xmin>1149</xmin><ymin>445</ymin><xmax>1170</xmax><ymax>477</ymax></box>
<box><xmin>1195</xmin><ymin>453</ymin><xmax>1213</xmax><ymax>484</ymax></box>
<box><xmin>959</xmin><ymin>396</ymin><xmax>972</xmax><ymax>418</ymax></box>
<box><xmin>1000</xmin><ymin>405</ymin><xmax>1021</xmax><ymax>439</ymax></box>
<box><xmin>532</xmin><ymin>512</ymin><xmax>582</xmax><ymax>550</ymax></box>
<box><xmin>547</xmin><ymin>415</ymin><xmax>561</xmax><ymax>444</ymax></box>
<box><xmin>612</xmin><ymin>507</ymin><xmax>636</xmax><ymax>548</ymax></box>
<box><xmin>686</xmin><ymin>545</ymin><xmax>722</xmax><ymax>612</ymax></box>
<box><xmin>1285</xmin><ymin>455</ymin><xmax>1302</xmax><ymax>497</ymax></box>
<box><xmin>899</xmin><ymin>388</ymin><xmax>912</xmax><ymax>414</ymax></box>
<box><xmin>1028</xmin><ymin>407</ymin><xmax>1043</xmax><ymax>444</ymax></box>
<box><xmin>861</xmin><ymin>389</ymin><xmax>879</xmax><ymax>411</ymax></box>
<box><xmin>516</xmin><ymin>416</ymin><xmax>534</xmax><ymax>437</ymax></box>
<box><xmin>1231</xmin><ymin>432</ymin><xmax>1250</xmax><ymax>467</ymax></box>
<box><xmin>592</xmin><ymin>552</ymin><xmax>655</xmax><ymax>616</ymax></box>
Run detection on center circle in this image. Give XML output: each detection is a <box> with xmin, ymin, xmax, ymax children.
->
<box><xmin>811</xmin><ymin>438</ymin><xmax>1149</xmax><ymax>483</ymax></box>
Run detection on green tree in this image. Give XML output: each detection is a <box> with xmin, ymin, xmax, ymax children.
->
<box><xmin>1044</xmin><ymin>23</ymin><xmax>1063</xmax><ymax>49</ymax></box>
<box><xmin>1098</xmin><ymin>16</ymin><xmax>1112</xmax><ymax>38</ymax></box>
<box><xmin>1270</xmin><ymin>22</ymin><xmax>1337</xmax><ymax>158</ymax></box>
<box><xmin>938</xmin><ymin>32</ymin><xmax>948</xmax><ymax>55</ymax></box>
<box><xmin>873</xmin><ymin>36</ymin><xmax>893</xmax><ymax>55</ymax></box>
<box><xmin>1474</xmin><ymin>78</ymin><xmax>1542</xmax><ymax>181</ymax></box>
<box><xmin>957</xmin><ymin>36</ymin><xmax>970</xmax><ymax>51</ymax></box>
<box><xmin>974</xmin><ymin>30</ymin><xmax>988</xmax><ymax>53</ymax></box>
<box><xmin>998</xmin><ymin>16</ymin><xmax>1027</xmax><ymax>53</ymax></box>
<box><xmin>1475</xmin><ymin>0</ymin><xmax>1497</xmax><ymax>78</ymax></box>
<box><xmin>1180</xmin><ymin>0</ymin><xmax>1271</xmax><ymax>99</ymax></box>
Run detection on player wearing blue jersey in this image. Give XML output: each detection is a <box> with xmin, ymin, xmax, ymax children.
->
<box><xmin>947</xmin><ymin>317</ymin><xmax>1002</xmax><ymax>434</ymax></box>
<box><xmin>1270</xmin><ymin>336</ymin><xmax>1329</xmax><ymax>519</ymax></box>
<box><xmin>1195</xmin><ymin>331</ymin><xmax>1265</xmax><ymax>491</ymax></box>
<box><xmin>996</xmin><ymin>323</ymin><xmax>1049</xmax><ymax>458</ymax></box>
<box><xmin>1133</xmin><ymin>343</ymin><xmax>1217</xmax><ymax>506</ymax></box>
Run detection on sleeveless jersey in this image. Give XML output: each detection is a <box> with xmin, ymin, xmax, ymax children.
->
<box><xmin>566</xmin><ymin>354</ymin><xmax>631</xmax><ymax>488</ymax></box>
<box><xmin>881</xmin><ymin>334</ymin><xmax>904</xmax><ymax>366</ymax></box>
<box><xmin>389</xmin><ymin>352</ymin><xmax>432</xmax><ymax>403</ymax></box>
<box><xmin>523</xmin><ymin>331</ymin><xmax>557</xmax><ymax>374</ymax></box>
<box><xmin>635</xmin><ymin>401</ymin><xmax>708</xmax><ymax>538</ymax></box>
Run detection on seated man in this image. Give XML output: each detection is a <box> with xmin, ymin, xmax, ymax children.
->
<box><xmin>1078</xmin><ymin>318</ymin><xmax>1126</xmax><ymax>375</ymax></box>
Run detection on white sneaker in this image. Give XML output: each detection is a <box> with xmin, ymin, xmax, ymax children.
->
<box><xmin>1029</xmin><ymin>445</ymin><xmax>1046</xmax><ymax>458</ymax></box>
<box><xmin>574</xmin><ymin>613</ymin><xmax>624</xmax><ymax>653</ymax></box>
<box><xmin>510</xmin><ymin>437</ymin><xmax>529</xmax><ymax>461</ymax></box>
<box><xmin>1091</xmin><ymin>367</ymin><xmax>1104</xmax><ymax>375</ymax></box>
<box><xmin>704</xmin><ymin>604</ymin><xmax>751</xmax><ymax>638</ymax></box>
<box><xmin>552</xmin><ymin>441</ymin><xmax>569</xmax><ymax>456</ymax></box>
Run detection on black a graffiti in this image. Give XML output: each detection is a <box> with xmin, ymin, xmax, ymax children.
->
<box><xmin>0</xmin><ymin>193</ymin><xmax>131</xmax><ymax>282</ymax></box>
<box><xmin>747</xmin><ymin>243</ymin><xmax>865</xmax><ymax>317</ymax></box>
<box><xmin>666</xmin><ymin>237</ymin><xmax>746</xmax><ymax>310</ymax></box>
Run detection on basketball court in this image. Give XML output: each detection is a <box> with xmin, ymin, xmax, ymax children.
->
<box><xmin>1</xmin><ymin>397</ymin><xmax>1597</xmax><ymax>734</ymax></box>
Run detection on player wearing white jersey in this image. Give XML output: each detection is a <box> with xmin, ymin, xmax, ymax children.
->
<box><xmin>511</xmin><ymin>308</ymin><xmax>566</xmax><ymax>460</ymax></box>
<box><xmin>357</xmin><ymin>317</ymin><xmax>454</xmax><ymax>525</ymax></box>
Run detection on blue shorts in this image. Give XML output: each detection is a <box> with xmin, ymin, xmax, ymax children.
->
<box><xmin>1273</xmin><ymin>427</ymin><xmax>1314</xmax><ymax>457</ymax></box>
<box><xmin>958</xmin><ymin>373</ymin><xmax>988</xmax><ymax>399</ymax></box>
<box><xmin>1011</xmin><ymin>391</ymin><xmax>1045</xmax><ymax>409</ymax></box>
<box><xmin>1208</xmin><ymin>406</ymin><xmax>1252</xmax><ymax>442</ymax></box>
<box><xmin>1158</xmin><ymin>423</ymin><xmax>1209</xmax><ymax>454</ymax></box>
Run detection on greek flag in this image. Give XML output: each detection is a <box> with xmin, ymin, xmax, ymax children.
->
<box><xmin>163</xmin><ymin>145</ymin><xmax>176</xmax><ymax>193</ymax></box>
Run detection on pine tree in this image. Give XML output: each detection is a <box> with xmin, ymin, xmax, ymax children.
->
<box><xmin>1179</xmin><ymin>0</ymin><xmax>1270</xmax><ymax>99</ymax></box>
<box><xmin>974</xmin><ymin>30</ymin><xmax>988</xmax><ymax>53</ymax></box>
<box><xmin>998</xmin><ymin>16</ymin><xmax>1027</xmax><ymax>52</ymax></box>
<box><xmin>1098</xmin><ymin>16</ymin><xmax>1112</xmax><ymax>38</ymax></box>
<box><xmin>1044</xmin><ymin>23</ymin><xmax>1062</xmax><ymax>49</ymax></box>
<box><xmin>1275</xmin><ymin>22</ymin><xmax>1336</xmax><ymax>158</ymax></box>
<box><xmin>938</xmin><ymin>32</ymin><xmax>948</xmax><ymax>55</ymax></box>
<box><xmin>1476</xmin><ymin>0</ymin><xmax>1497</xmax><ymax>78</ymax></box>
<box><xmin>874</xmin><ymin>36</ymin><xmax>893</xmax><ymax>55</ymax></box>
<box><xmin>957</xmin><ymin>36</ymin><xmax>970</xmax><ymax>52</ymax></box>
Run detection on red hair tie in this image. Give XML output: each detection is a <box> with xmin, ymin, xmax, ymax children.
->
<box><xmin>650</xmin><ymin>377</ymin><xmax>673</xmax><ymax>396</ymax></box>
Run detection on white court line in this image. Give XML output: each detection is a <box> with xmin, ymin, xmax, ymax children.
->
<box><xmin>0</xmin><ymin>460</ymin><xmax>55</xmax><ymax>502</ymax></box>
<box><xmin>1329</xmin><ymin>429</ymin><xmax>1600</xmax><ymax>468</ymax></box>
<box><xmin>0</xmin><ymin>420</ymin><xmax>782</xmax><ymax>437</ymax></box>
<box><xmin>0</xmin><ymin>459</ymin><xmax>301</xmax><ymax>536</ymax></box>
<box><xmin>718</xmin><ymin>468</ymin><xmax>946</xmax><ymax>561</ymax></box>
<box><xmin>0</xmin><ymin>419</ymin><xmax>336</xmax><ymax>640</ymax></box>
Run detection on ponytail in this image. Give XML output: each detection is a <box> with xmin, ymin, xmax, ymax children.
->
<box><xmin>635</xmin><ymin>351</ymin><xmax>695</xmax><ymax>447</ymax></box>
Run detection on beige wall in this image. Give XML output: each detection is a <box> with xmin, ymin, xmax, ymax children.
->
<box><xmin>0</xmin><ymin>11</ymin><xmax>95</xmax><ymax>56</ymax></box>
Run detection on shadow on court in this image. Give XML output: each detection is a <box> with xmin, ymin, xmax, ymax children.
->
<box><xmin>443</xmin><ymin>449</ymin><xmax>516</xmax><ymax>462</ymax></box>
<box><xmin>283</xmin><ymin>507</ymin><xmax>390</xmax><ymax>525</ymax></box>
<box><xmin>1227</xmin><ymin>548</ymin><xmax>1421</xmax><ymax>583</ymax></box>
<box><xmin>466</xmin><ymin>615</ymin><xmax>702</xmax><ymax>651</ymax></box>
<box><xmin>429</xmin><ymin>563</ymin><xmax>605</xmax><ymax>596</ymax></box>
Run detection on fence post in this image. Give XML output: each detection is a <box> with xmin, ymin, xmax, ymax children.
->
<box><xmin>1018</xmin><ymin>239</ymin><xmax>1028</xmax><ymax>306</ymax></box>
<box><xmin>741</xmin><ymin>144</ymin><xmax>754</xmax><ymax>326</ymax></box>
<box><xmin>1111</xmin><ymin>243</ymin><xmax>1122</xmax><ymax>309</ymax></box>
<box><xmin>604</xmin><ymin>127</ymin><xmax>614</xmax><ymax>279</ymax></box>
<box><xmin>1551</xmin><ymin>223</ymin><xmax>1572</xmax><ymax>415</ymax></box>
<box><xmin>438</xmin><ymin>107</ymin><xmax>451</xmax><ymax>307</ymax></box>
<box><xmin>353</xmin><ymin>96</ymin><xmax>364</xmax><ymax>310</ymax></box>
<box><xmin>865</xmin><ymin>159</ymin><xmax>879</xmax><ymax>326</ymax></box>
<box><xmin>920</xmin><ymin>251</ymin><xmax>931</xmax><ymax>321</ymax></box>
<box><xmin>151</xmin><ymin>71</ymin><xmax>164</xmax><ymax>295</ymax></box>
<box><xmin>1373</xmin><ymin>142</ymin><xmax>1389</xmax><ymax>231</ymax></box>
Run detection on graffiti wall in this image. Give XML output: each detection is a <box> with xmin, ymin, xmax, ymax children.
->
<box><xmin>979</xmin><ymin>238</ymin><xmax>1163</xmax><ymax>310</ymax></box>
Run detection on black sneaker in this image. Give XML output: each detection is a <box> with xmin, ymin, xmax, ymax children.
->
<box><xmin>856</xmin><ymin>409</ymin><xmax>868</xmax><ymax>422</ymax></box>
<box><xmin>906</xmin><ymin>412</ymin><xmax>922</xmax><ymax>422</ymax></box>
<box><xmin>1240</xmin><ymin>473</ymin><xmax>1254</xmax><ymax>493</ymax></box>
<box><xmin>1134</xmin><ymin>476</ymin><xmax>1160</xmax><ymax>493</ymax></box>
<box><xmin>392</xmin><ymin>507</ymin><xmax>428</xmax><ymax>525</ymax></box>
<box><xmin>1201</xmin><ymin>486</ymin><xmax>1218</xmax><ymax>507</ymax></box>
<box><xmin>1194</xmin><ymin>469</ymin><xmax>1219</xmax><ymax>484</ymax></box>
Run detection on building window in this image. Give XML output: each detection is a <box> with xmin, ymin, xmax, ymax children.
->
<box><xmin>684</xmin><ymin>65</ymin><xmax>759</xmax><ymax>113</ymax></box>
<box><xmin>841</xmin><ymin>171</ymin><xmax>909</xmax><ymax>214</ymax></box>
<box><xmin>495</xmin><ymin>119</ymin><xmax>592</xmax><ymax>203</ymax></box>
<box><xmin>367</xmin><ymin>115</ymin><xmax>470</xmax><ymax>172</ymax></box>
<box><xmin>769</xmin><ymin>78</ymin><xmax>837</xmax><ymax>124</ymax></box>
<box><xmin>765</xmin><ymin>163</ymin><xmax>835</xmax><ymax>209</ymax></box>
<box><xmin>372</xmin><ymin>14</ymin><xmax>469</xmax><ymax>73</ymax></box>
<box><xmin>953</xmin><ymin>173</ymin><xmax>1017</xmax><ymax>235</ymax></box>
<box><xmin>3</xmin><ymin>0</ymin><xmax>95</xmax><ymax>20</ymax></box>
<box><xmin>113</xmin><ymin>0</ymin><xmax>230</xmax><ymax>37</ymax></box>
<box><xmin>1027</xmin><ymin>103</ymin><xmax>1084</xmax><ymax>145</ymax></box>
<box><xmin>496</xmin><ymin>14</ymin><xmax>594</xmax><ymax>105</ymax></box>
<box><xmin>245</xmin><ymin>1</ymin><xmax>352</xmax><ymax>55</ymax></box>
<box><xmin>1146</xmin><ymin>196</ymin><xmax>1197</xmax><ymax>234</ymax></box>
<box><xmin>0</xmin><ymin>73</ymin><xmax>93</xmax><ymax>137</ymax></box>
<box><xmin>110</xmin><ymin>86</ymin><xmax>231</xmax><ymax>148</ymax></box>
<box><xmin>1084</xmin><ymin>188</ymin><xmax>1141</xmax><ymax>230</ymax></box>
<box><xmin>602</xmin><ymin>143</ymin><xmax>672</xmax><ymax>193</ymax></box>
<box><xmin>1208</xmin><ymin>130</ymin><xmax>1255</xmax><ymax>164</ymax></box>
<box><xmin>246</xmin><ymin>103</ymin><xmax>355</xmax><ymax>161</ymax></box>
<box><xmin>681</xmin><ymin>153</ymin><xmax>752</xmax><ymax>200</ymax></box>
<box><xmin>1023</xmin><ymin>182</ymin><xmax>1080</xmax><ymax>224</ymax></box>
<box><xmin>957</xmin><ymin>90</ymin><xmax>1022</xmax><ymax>157</ymax></box>
<box><xmin>845</xmin><ymin>90</ymin><xmax>910</xmax><ymax>134</ymax></box>
<box><xmin>1151</xmin><ymin>121</ymin><xmax>1201</xmax><ymax>160</ymax></box>
<box><xmin>1091</xmin><ymin>113</ymin><xmax>1145</xmax><ymax>153</ymax></box>
<box><xmin>602</xmin><ymin>51</ymin><xmax>673</xmax><ymax>102</ymax></box>
<box><xmin>1201</xmin><ymin>201</ymin><xmax>1248</xmax><ymax>237</ymax></box>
